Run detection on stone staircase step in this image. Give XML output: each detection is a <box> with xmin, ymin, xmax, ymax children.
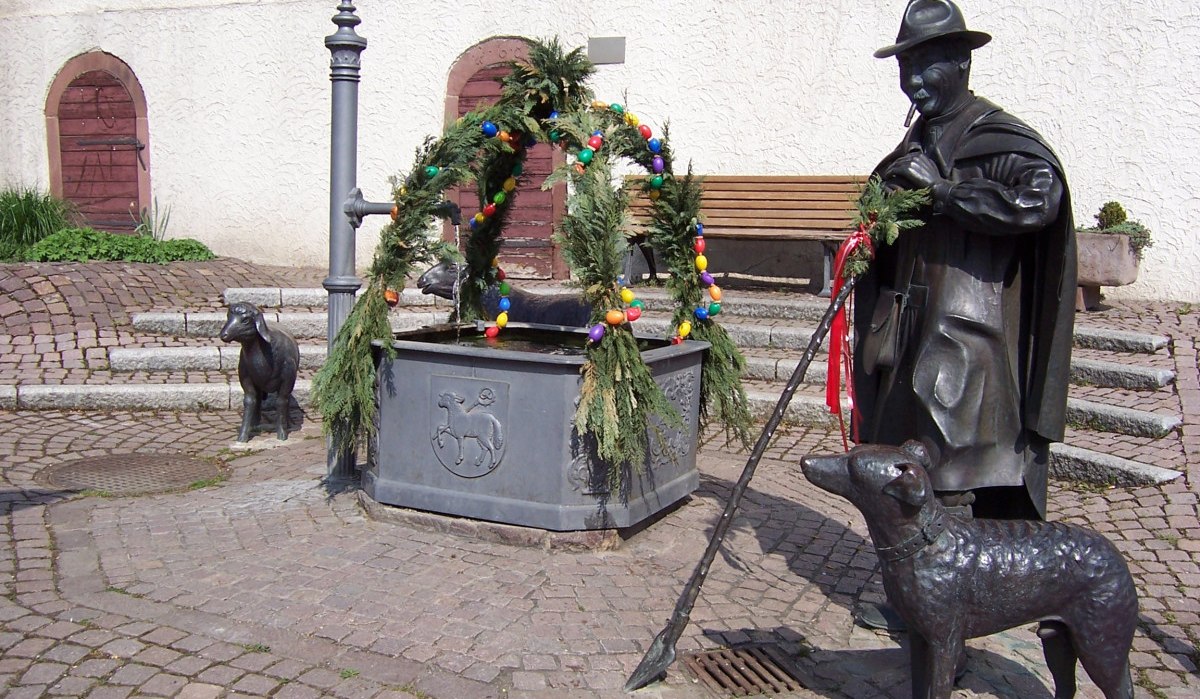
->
<box><xmin>1066</xmin><ymin>397</ymin><xmax>1182</xmax><ymax>438</ymax></box>
<box><xmin>1049</xmin><ymin>443</ymin><xmax>1182</xmax><ymax>487</ymax></box>
<box><xmin>1074</xmin><ymin>325</ymin><xmax>1170</xmax><ymax>354</ymax></box>
<box><xmin>132</xmin><ymin>311</ymin><xmax>447</xmax><ymax>338</ymax></box>
<box><xmin>0</xmin><ymin>380</ymin><xmax>312</xmax><ymax>411</ymax></box>
<box><xmin>1070</xmin><ymin>357</ymin><xmax>1175</xmax><ymax>389</ymax></box>
<box><xmin>109</xmin><ymin>346</ymin><xmax>328</xmax><ymax>372</ymax></box>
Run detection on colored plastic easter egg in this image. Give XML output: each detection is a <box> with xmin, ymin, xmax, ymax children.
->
<box><xmin>610</xmin><ymin>103</ymin><xmax>624</xmax><ymax>114</ymax></box>
<box><xmin>496</xmin><ymin>311</ymin><xmax>508</xmax><ymax>328</ymax></box>
<box><xmin>592</xmin><ymin>130</ymin><xmax>603</xmax><ymax>137</ymax></box>
<box><xmin>670</xmin><ymin>336</ymin><xmax>683</xmax><ymax>345</ymax></box>
<box><xmin>678</xmin><ymin>321</ymin><xmax>692</xmax><ymax>338</ymax></box>
<box><xmin>630</xmin><ymin>299</ymin><xmax>645</xmax><ymax>310</ymax></box>
<box><xmin>696</xmin><ymin>222</ymin><xmax>705</xmax><ymax>236</ymax></box>
<box><xmin>383</xmin><ymin>288</ymin><xmax>400</xmax><ymax>307</ymax></box>
<box><xmin>709</xmin><ymin>285</ymin><xmax>722</xmax><ymax>302</ymax></box>
<box><xmin>424</xmin><ymin>165</ymin><xmax>440</xmax><ymax>178</ymax></box>
<box><xmin>648</xmin><ymin>138</ymin><xmax>662</xmax><ymax>153</ymax></box>
<box><xmin>526</xmin><ymin>135</ymin><xmax>537</xmax><ymax>147</ymax></box>
<box><xmin>588</xmin><ymin>324</ymin><xmax>606</xmax><ymax>342</ymax></box>
<box><xmin>588</xmin><ymin>135</ymin><xmax>603</xmax><ymax>150</ymax></box>
<box><xmin>638</xmin><ymin>124</ymin><xmax>652</xmax><ymax>139</ymax></box>
<box><xmin>606</xmin><ymin>309</ymin><xmax>626</xmax><ymax>325</ymax></box>
<box><xmin>650</xmin><ymin>175</ymin><xmax>664</xmax><ymax>189</ymax></box>
<box><xmin>473</xmin><ymin>212</ymin><xmax>486</xmax><ymax>224</ymax></box>
<box><xmin>549</xmin><ymin>110</ymin><xmax>559</xmax><ymax>119</ymax></box>
<box><xmin>695</xmin><ymin>254</ymin><xmax>708</xmax><ymax>271</ymax></box>
<box><xmin>574</xmin><ymin>163</ymin><xmax>587</xmax><ymax>175</ymax></box>
<box><xmin>499</xmin><ymin>281</ymin><xmax>511</xmax><ymax>296</ymax></box>
<box><xmin>481</xmin><ymin>121</ymin><xmax>499</xmax><ymax>137</ymax></box>
<box><xmin>497</xmin><ymin>268</ymin><xmax>506</xmax><ymax>281</ymax></box>
<box><xmin>620</xmin><ymin>288</ymin><xmax>635</xmax><ymax>304</ymax></box>
<box><xmin>512</xmin><ymin>162</ymin><xmax>524</xmax><ymax>176</ymax></box>
<box><xmin>483</xmin><ymin>203</ymin><xmax>497</xmax><ymax>217</ymax></box>
<box><xmin>469</xmin><ymin>218</ymin><xmax>478</xmax><ymax>230</ymax></box>
<box><xmin>625</xmin><ymin>113</ymin><xmax>639</xmax><ymax>126</ymax></box>
<box><xmin>649</xmin><ymin>190</ymin><xmax>660</xmax><ymax>200</ymax></box>
<box><xmin>499</xmin><ymin>130</ymin><xmax>511</xmax><ymax>142</ymax></box>
<box><xmin>549</xmin><ymin>130</ymin><xmax>561</xmax><ymax>142</ymax></box>
<box><xmin>484</xmin><ymin>325</ymin><xmax>500</xmax><ymax>339</ymax></box>
<box><xmin>700</xmin><ymin>271</ymin><xmax>715</xmax><ymax>286</ymax></box>
<box><xmin>652</xmin><ymin>155</ymin><xmax>664</xmax><ymax>173</ymax></box>
<box><xmin>708</xmin><ymin>302</ymin><xmax>722</xmax><ymax>316</ymax></box>
<box><xmin>493</xmin><ymin>191</ymin><xmax>506</xmax><ymax>205</ymax></box>
<box><xmin>626</xmin><ymin>307</ymin><xmax>642</xmax><ymax>321</ymax></box>
<box><xmin>498</xmin><ymin>297</ymin><xmax>511</xmax><ymax>312</ymax></box>
<box><xmin>591</xmin><ymin>100</ymin><xmax>606</xmax><ymax>109</ymax></box>
<box><xmin>503</xmin><ymin>177</ymin><xmax>517</xmax><ymax>192</ymax></box>
<box><xmin>693</xmin><ymin>237</ymin><xmax>706</xmax><ymax>254</ymax></box>
<box><xmin>491</xmin><ymin>256</ymin><xmax>500</xmax><ymax>267</ymax></box>
<box><xmin>694</xmin><ymin>306</ymin><xmax>709</xmax><ymax>321</ymax></box>
<box><xmin>578</xmin><ymin>148</ymin><xmax>594</xmax><ymax>165</ymax></box>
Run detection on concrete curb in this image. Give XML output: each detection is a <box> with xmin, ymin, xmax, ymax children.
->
<box><xmin>1067</xmin><ymin>397</ymin><xmax>1183</xmax><ymax>438</ymax></box>
<box><xmin>1050</xmin><ymin>443</ymin><xmax>1183</xmax><ymax>487</ymax></box>
<box><xmin>1075</xmin><ymin>325</ymin><xmax>1170</xmax><ymax>354</ymax></box>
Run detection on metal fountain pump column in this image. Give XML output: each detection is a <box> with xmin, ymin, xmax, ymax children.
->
<box><xmin>324</xmin><ymin>2</ymin><xmax>393</xmax><ymax>480</ymax></box>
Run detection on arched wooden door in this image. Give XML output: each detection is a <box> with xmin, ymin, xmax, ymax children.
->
<box><xmin>45</xmin><ymin>53</ymin><xmax>150</xmax><ymax>233</ymax></box>
<box><xmin>445</xmin><ymin>38</ymin><xmax>567</xmax><ymax>279</ymax></box>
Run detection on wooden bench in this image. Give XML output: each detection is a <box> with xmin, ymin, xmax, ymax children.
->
<box><xmin>627</xmin><ymin>175</ymin><xmax>865</xmax><ymax>295</ymax></box>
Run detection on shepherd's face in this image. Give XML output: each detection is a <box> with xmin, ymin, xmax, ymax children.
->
<box><xmin>897</xmin><ymin>41</ymin><xmax>971</xmax><ymax>118</ymax></box>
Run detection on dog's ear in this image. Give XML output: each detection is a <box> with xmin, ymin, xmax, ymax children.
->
<box><xmin>901</xmin><ymin>440</ymin><xmax>933</xmax><ymax>469</ymax></box>
<box><xmin>882</xmin><ymin>463</ymin><xmax>928</xmax><ymax>508</ymax></box>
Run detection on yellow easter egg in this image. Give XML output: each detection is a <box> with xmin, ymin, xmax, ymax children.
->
<box><xmin>695</xmin><ymin>255</ymin><xmax>708</xmax><ymax>271</ymax></box>
<box><xmin>503</xmin><ymin>177</ymin><xmax>517</xmax><ymax>192</ymax></box>
<box><xmin>491</xmin><ymin>256</ymin><xmax>500</xmax><ymax>267</ymax></box>
<box><xmin>620</xmin><ymin>288</ymin><xmax>635</xmax><ymax>304</ymax></box>
<box><xmin>496</xmin><ymin>311</ymin><xmax>508</xmax><ymax>328</ymax></box>
<box><xmin>678</xmin><ymin>321</ymin><xmax>692</xmax><ymax>338</ymax></box>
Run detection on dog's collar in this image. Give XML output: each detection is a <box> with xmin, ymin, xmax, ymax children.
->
<box><xmin>875</xmin><ymin>511</ymin><xmax>947</xmax><ymax>562</ymax></box>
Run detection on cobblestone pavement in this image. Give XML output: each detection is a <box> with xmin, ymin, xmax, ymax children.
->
<box><xmin>0</xmin><ymin>260</ymin><xmax>1197</xmax><ymax>697</ymax></box>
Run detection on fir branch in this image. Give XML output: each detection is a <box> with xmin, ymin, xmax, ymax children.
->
<box><xmin>842</xmin><ymin>175</ymin><xmax>930</xmax><ymax>278</ymax></box>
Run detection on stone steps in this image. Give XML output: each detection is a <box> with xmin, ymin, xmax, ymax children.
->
<box><xmin>11</xmin><ymin>283</ymin><xmax>1185</xmax><ymax>489</ymax></box>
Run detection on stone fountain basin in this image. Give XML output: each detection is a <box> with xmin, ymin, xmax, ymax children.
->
<box><xmin>365</xmin><ymin>323</ymin><xmax>707</xmax><ymax>531</ymax></box>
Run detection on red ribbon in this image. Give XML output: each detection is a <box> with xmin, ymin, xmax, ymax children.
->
<box><xmin>825</xmin><ymin>226</ymin><xmax>874</xmax><ymax>450</ymax></box>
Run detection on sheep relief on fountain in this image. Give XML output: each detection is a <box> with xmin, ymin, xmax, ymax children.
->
<box><xmin>430</xmin><ymin>376</ymin><xmax>509</xmax><ymax>478</ymax></box>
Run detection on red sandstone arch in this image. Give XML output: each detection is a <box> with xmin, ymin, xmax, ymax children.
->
<box><xmin>444</xmin><ymin>37</ymin><xmax>568</xmax><ymax>279</ymax></box>
<box><xmin>45</xmin><ymin>52</ymin><xmax>150</xmax><ymax>232</ymax></box>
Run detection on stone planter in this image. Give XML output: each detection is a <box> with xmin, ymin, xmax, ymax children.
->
<box><xmin>1076</xmin><ymin>231</ymin><xmax>1140</xmax><ymax>311</ymax></box>
<box><xmin>363</xmin><ymin>323</ymin><xmax>707</xmax><ymax>531</ymax></box>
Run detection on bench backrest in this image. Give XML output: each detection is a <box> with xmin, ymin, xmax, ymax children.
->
<box><xmin>627</xmin><ymin>174</ymin><xmax>866</xmax><ymax>240</ymax></box>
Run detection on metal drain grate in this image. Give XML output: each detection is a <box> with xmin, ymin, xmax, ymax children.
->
<box><xmin>682</xmin><ymin>645</ymin><xmax>805</xmax><ymax>697</ymax></box>
<box><xmin>36</xmin><ymin>453</ymin><xmax>222</xmax><ymax>496</ymax></box>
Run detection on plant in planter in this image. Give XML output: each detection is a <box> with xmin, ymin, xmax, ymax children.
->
<box><xmin>1075</xmin><ymin>200</ymin><xmax>1152</xmax><ymax>310</ymax></box>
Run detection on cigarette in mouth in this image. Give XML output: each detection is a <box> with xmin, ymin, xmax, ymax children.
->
<box><xmin>904</xmin><ymin>103</ymin><xmax>916</xmax><ymax>128</ymax></box>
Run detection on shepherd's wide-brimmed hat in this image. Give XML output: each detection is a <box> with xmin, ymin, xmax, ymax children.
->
<box><xmin>874</xmin><ymin>0</ymin><xmax>991</xmax><ymax>59</ymax></box>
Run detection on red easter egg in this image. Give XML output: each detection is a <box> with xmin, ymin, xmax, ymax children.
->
<box><xmin>484</xmin><ymin>326</ymin><xmax>500</xmax><ymax>339</ymax></box>
<box><xmin>626</xmin><ymin>307</ymin><xmax>642</xmax><ymax>322</ymax></box>
<box><xmin>483</xmin><ymin>203</ymin><xmax>497</xmax><ymax>217</ymax></box>
<box><xmin>587</xmin><ymin>135</ymin><xmax>603</xmax><ymax>150</ymax></box>
<box><xmin>693</xmin><ymin>238</ymin><xmax>706</xmax><ymax>254</ymax></box>
<box><xmin>638</xmin><ymin>124</ymin><xmax>652</xmax><ymax>140</ymax></box>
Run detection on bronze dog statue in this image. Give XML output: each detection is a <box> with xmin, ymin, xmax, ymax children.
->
<box><xmin>219</xmin><ymin>302</ymin><xmax>299</xmax><ymax>442</ymax></box>
<box><xmin>801</xmin><ymin>441</ymin><xmax>1136</xmax><ymax>698</ymax></box>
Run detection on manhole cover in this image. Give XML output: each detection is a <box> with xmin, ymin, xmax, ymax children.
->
<box><xmin>37</xmin><ymin>453</ymin><xmax>223</xmax><ymax>496</ymax></box>
<box><xmin>682</xmin><ymin>645</ymin><xmax>805</xmax><ymax>697</ymax></box>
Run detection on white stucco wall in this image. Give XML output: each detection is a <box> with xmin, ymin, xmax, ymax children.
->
<box><xmin>1</xmin><ymin>0</ymin><xmax>1197</xmax><ymax>300</ymax></box>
